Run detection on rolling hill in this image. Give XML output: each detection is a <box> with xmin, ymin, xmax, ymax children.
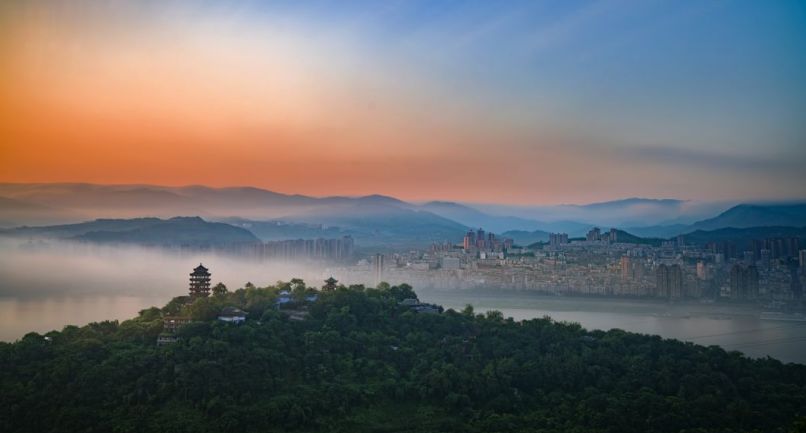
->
<box><xmin>627</xmin><ymin>203</ymin><xmax>806</xmax><ymax>238</ymax></box>
<box><xmin>1</xmin><ymin>217</ymin><xmax>259</xmax><ymax>246</ymax></box>
<box><xmin>680</xmin><ymin>226</ymin><xmax>806</xmax><ymax>250</ymax></box>
<box><xmin>0</xmin><ymin>184</ymin><xmax>470</xmax><ymax>248</ymax></box>
<box><xmin>688</xmin><ymin>203</ymin><xmax>806</xmax><ymax>231</ymax></box>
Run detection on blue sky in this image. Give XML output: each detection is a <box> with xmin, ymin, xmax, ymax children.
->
<box><xmin>2</xmin><ymin>0</ymin><xmax>805</xmax><ymax>203</ymax></box>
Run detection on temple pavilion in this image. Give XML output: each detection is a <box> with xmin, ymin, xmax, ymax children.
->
<box><xmin>323</xmin><ymin>276</ymin><xmax>338</xmax><ymax>291</ymax></box>
<box><xmin>189</xmin><ymin>263</ymin><xmax>212</xmax><ymax>297</ymax></box>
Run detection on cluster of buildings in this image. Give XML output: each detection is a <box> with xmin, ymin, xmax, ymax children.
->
<box><xmin>729</xmin><ymin>264</ymin><xmax>760</xmax><ymax>300</ymax></box>
<box><xmin>331</xmin><ymin>229</ymin><xmax>806</xmax><ymax>305</ymax></box>
<box><xmin>655</xmin><ymin>264</ymin><xmax>684</xmax><ymax>298</ymax></box>
<box><xmin>707</xmin><ymin>238</ymin><xmax>801</xmax><ymax>262</ymax></box>
<box><xmin>256</xmin><ymin>236</ymin><xmax>354</xmax><ymax>261</ymax></box>
<box><xmin>149</xmin><ymin>236</ymin><xmax>356</xmax><ymax>262</ymax></box>
<box><xmin>462</xmin><ymin>228</ymin><xmax>513</xmax><ymax>252</ymax></box>
<box><xmin>549</xmin><ymin>233</ymin><xmax>569</xmax><ymax>246</ymax></box>
<box><xmin>586</xmin><ymin>227</ymin><xmax>619</xmax><ymax>242</ymax></box>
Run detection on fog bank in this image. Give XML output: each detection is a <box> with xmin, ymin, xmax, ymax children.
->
<box><xmin>0</xmin><ymin>239</ymin><xmax>331</xmax><ymax>299</ymax></box>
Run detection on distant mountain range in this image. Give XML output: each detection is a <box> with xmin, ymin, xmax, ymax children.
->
<box><xmin>470</xmin><ymin>198</ymin><xmax>732</xmax><ymax>231</ymax></box>
<box><xmin>0</xmin><ymin>183</ymin><xmax>804</xmax><ymax>248</ymax></box>
<box><xmin>1</xmin><ymin>217</ymin><xmax>258</xmax><ymax>246</ymax></box>
<box><xmin>5</xmin><ymin>216</ymin><xmax>802</xmax><ymax>257</ymax></box>
<box><xmin>627</xmin><ymin>203</ymin><xmax>806</xmax><ymax>238</ymax></box>
<box><xmin>0</xmin><ymin>196</ymin><xmax>82</xmax><ymax>227</ymax></box>
<box><xmin>419</xmin><ymin>201</ymin><xmax>549</xmax><ymax>233</ymax></box>
<box><xmin>0</xmin><ymin>184</ymin><xmax>470</xmax><ymax>248</ymax></box>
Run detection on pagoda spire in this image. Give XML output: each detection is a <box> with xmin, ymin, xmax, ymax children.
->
<box><xmin>189</xmin><ymin>263</ymin><xmax>212</xmax><ymax>297</ymax></box>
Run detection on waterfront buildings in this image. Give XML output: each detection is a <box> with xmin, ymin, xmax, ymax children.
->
<box><xmin>656</xmin><ymin>264</ymin><xmax>683</xmax><ymax>298</ymax></box>
<box><xmin>329</xmin><ymin>229</ymin><xmax>805</xmax><ymax>305</ymax></box>
<box><xmin>730</xmin><ymin>264</ymin><xmax>760</xmax><ymax>300</ymax></box>
<box><xmin>260</xmin><ymin>236</ymin><xmax>354</xmax><ymax>261</ymax></box>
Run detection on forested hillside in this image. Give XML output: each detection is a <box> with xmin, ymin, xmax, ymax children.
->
<box><xmin>1</xmin><ymin>282</ymin><xmax>805</xmax><ymax>433</ymax></box>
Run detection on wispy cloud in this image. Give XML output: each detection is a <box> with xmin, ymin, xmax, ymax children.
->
<box><xmin>628</xmin><ymin>146</ymin><xmax>804</xmax><ymax>173</ymax></box>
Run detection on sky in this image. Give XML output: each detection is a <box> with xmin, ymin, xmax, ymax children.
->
<box><xmin>1</xmin><ymin>0</ymin><xmax>804</xmax><ymax>205</ymax></box>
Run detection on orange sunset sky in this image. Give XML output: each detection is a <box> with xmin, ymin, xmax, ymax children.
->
<box><xmin>1</xmin><ymin>1</ymin><xmax>804</xmax><ymax>204</ymax></box>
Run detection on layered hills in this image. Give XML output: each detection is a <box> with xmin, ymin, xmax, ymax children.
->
<box><xmin>0</xmin><ymin>183</ymin><xmax>805</xmax><ymax>248</ymax></box>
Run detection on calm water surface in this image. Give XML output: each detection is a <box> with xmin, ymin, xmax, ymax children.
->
<box><xmin>0</xmin><ymin>295</ymin><xmax>169</xmax><ymax>341</ymax></box>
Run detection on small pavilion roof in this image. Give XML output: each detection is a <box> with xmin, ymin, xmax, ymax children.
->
<box><xmin>219</xmin><ymin>306</ymin><xmax>246</xmax><ymax>317</ymax></box>
<box><xmin>191</xmin><ymin>263</ymin><xmax>210</xmax><ymax>276</ymax></box>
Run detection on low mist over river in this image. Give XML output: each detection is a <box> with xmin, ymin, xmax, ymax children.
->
<box><xmin>2</xmin><ymin>240</ymin><xmax>805</xmax><ymax>364</ymax></box>
<box><xmin>0</xmin><ymin>240</ymin><xmax>324</xmax><ymax>298</ymax></box>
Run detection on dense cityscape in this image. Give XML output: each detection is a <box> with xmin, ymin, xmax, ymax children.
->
<box><xmin>332</xmin><ymin>227</ymin><xmax>806</xmax><ymax>306</ymax></box>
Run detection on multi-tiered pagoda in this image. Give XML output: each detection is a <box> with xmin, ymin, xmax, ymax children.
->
<box><xmin>189</xmin><ymin>263</ymin><xmax>211</xmax><ymax>297</ymax></box>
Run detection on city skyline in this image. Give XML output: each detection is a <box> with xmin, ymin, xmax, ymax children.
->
<box><xmin>2</xmin><ymin>1</ymin><xmax>805</xmax><ymax>205</ymax></box>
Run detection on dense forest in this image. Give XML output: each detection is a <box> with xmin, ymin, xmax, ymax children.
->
<box><xmin>2</xmin><ymin>281</ymin><xmax>806</xmax><ymax>433</ymax></box>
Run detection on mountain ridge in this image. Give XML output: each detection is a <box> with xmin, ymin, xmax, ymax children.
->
<box><xmin>1</xmin><ymin>216</ymin><xmax>260</xmax><ymax>246</ymax></box>
<box><xmin>1</xmin><ymin>183</ymin><xmax>805</xmax><ymax>241</ymax></box>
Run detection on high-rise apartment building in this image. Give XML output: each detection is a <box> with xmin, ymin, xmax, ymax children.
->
<box><xmin>549</xmin><ymin>233</ymin><xmax>569</xmax><ymax>246</ymax></box>
<box><xmin>463</xmin><ymin>230</ymin><xmax>476</xmax><ymax>250</ymax></box>
<box><xmin>656</xmin><ymin>264</ymin><xmax>683</xmax><ymax>298</ymax></box>
<box><xmin>586</xmin><ymin>227</ymin><xmax>602</xmax><ymax>242</ymax></box>
<box><xmin>730</xmin><ymin>264</ymin><xmax>759</xmax><ymax>300</ymax></box>
<box><xmin>373</xmin><ymin>253</ymin><xmax>385</xmax><ymax>285</ymax></box>
<box><xmin>620</xmin><ymin>256</ymin><xmax>632</xmax><ymax>281</ymax></box>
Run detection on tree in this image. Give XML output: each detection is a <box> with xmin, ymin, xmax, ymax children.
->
<box><xmin>485</xmin><ymin>310</ymin><xmax>504</xmax><ymax>322</ymax></box>
<box><xmin>389</xmin><ymin>283</ymin><xmax>416</xmax><ymax>301</ymax></box>
<box><xmin>137</xmin><ymin>307</ymin><xmax>162</xmax><ymax>321</ymax></box>
<box><xmin>186</xmin><ymin>297</ymin><xmax>218</xmax><ymax>321</ymax></box>
<box><xmin>162</xmin><ymin>296</ymin><xmax>188</xmax><ymax>315</ymax></box>
<box><xmin>461</xmin><ymin>304</ymin><xmax>475</xmax><ymax>317</ymax></box>
<box><xmin>212</xmin><ymin>282</ymin><xmax>228</xmax><ymax>297</ymax></box>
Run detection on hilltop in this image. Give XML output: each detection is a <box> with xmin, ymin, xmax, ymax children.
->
<box><xmin>689</xmin><ymin>203</ymin><xmax>806</xmax><ymax>231</ymax></box>
<box><xmin>1</xmin><ymin>282</ymin><xmax>805</xmax><ymax>433</ymax></box>
<box><xmin>628</xmin><ymin>203</ymin><xmax>806</xmax><ymax>238</ymax></box>
<box><xmin>681</xmin><ymin>226</ymin><xmax>806</xmax><ymax>250</ymax></box>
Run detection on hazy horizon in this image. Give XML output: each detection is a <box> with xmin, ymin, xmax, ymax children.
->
<box><xmin>2</xmin><ymin>180</ymin><xmax>805</xmax><ymax>208</ymax></box>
